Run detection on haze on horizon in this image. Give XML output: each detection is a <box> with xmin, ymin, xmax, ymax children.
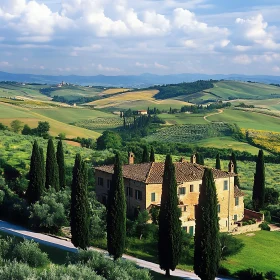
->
<box><xmin>0</xmin><ymin>0</ymin><xmax>280</xmax><ymax>77</ymax></box>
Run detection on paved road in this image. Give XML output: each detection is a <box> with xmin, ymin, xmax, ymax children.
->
<box><xmin>0</xmin><ymin>220</ymin><xmax>230</xmax><ymax>280</ymax></box>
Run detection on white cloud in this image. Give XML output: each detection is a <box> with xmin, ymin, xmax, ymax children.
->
<box><xmin>233</xmin><ymin>55</ymin><xmax>252</xmax><ymax>65</ymax></box>
<box><xmin>97</xmin><ymin>64</ymin><xmax>121</xmax><ymax>72</ymax></box>
<box><xmin>273</xmin><ymin>66</ymin><xmax>280</xmax><ymax>72</ymax></box>
<box><xmin>154</xmin><ymin>62</ymin><xmax>168</xmax><ymax>69</ymax></box>
<box><xmin>135</xmin><ymin>62</ymin><xmax>149</xmax><ymax>68</ymax></box>
<box><xmin>0</xmin><ymin>61</ymin><xmax>12</xmax><ymax>66</ymax></box>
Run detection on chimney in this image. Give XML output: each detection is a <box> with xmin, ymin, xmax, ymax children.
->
<box><xmin>190</xmin><ymin>154</ymin><xmax>196</xmax><ymax>164</ymax></box>
<box><xmin>228</xmin><ymin>160</ymin><xmax>234</xmax><ymax>173</ymax></box>
<box><xmin>128</xmin><ymin>152</ymin><xmax>135</xmax><ymax>165</ymax></box>
<box><xmin>179</xmin><ymin>157</ymin><xmax>186</xmax><ymax>163</ymax></box>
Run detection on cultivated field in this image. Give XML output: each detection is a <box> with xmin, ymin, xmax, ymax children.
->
<box><xmin>0</xmin><ymin>102</ymin><xmax>101</xmax><ymax>139</ymax></box>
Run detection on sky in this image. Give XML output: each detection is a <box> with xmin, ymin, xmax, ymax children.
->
<box><xmin>0</xmin><ymin>0</ymin><xmax>280</xmax><ymax>76</ymax></box>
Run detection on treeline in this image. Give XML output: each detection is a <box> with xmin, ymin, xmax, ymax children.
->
<box><xmin>151</xmin><ymin>80</ymin><xmax>216</xmax><ymax>100</ymax></box>
<box><xmin>180</xmin><ymin>102</ymin><xmax>231</xmax><ymax>113</ymax></box>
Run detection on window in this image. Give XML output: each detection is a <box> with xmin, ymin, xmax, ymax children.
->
<box><xmin>184</xmin><ymin>206</ymin><xmax>187</xmax><ymax>212</ymax></box>
<box><xmin>234</xmin><ymin>214</ymin><xmax>238</xmax><ymax>221</ymax></box>
<box><xmin>179</xmin><ymin>187</ymin><xmax>186</xmax><ymax>195</ymax></box>
<box><xmin>151</xmin><ymin>192</ymin><xmax>156</xmax><ymax>202</ymax></box>
<box><xmin>224</xmin><ymin>180</ymin><xmax>228</xmax><ymax>190</ymax></box>
<box><xmin>235</xmin><ymin>197</ymin><xmax>239</xmax><ymax>206</ymax></box>
<box><xmin>107</xmin><ymin>179</ymin><xmax>112</xmax><ymax>190</ymax></box>
<box><xmin>98</xmin><ymin>177</ymin><xmax>104</xmax><ymax>186</ymax></box>
<box><xmin>135</xmin><ymin>190</ymin><xmax>142</xmax><ymax>201</ymax></box>
<box><xmin>126</xmin><ymin>187</ymin><xmax>133</xmax><ymax>197</ymax></box>
<box><xmin>199</xmin><ymin>184</ymin><xmax>202</xmax><ymax>192</ymax></box>
<box><xmin>190</xmin><ymin>185</ymin><xmax>194</xmax><ymax>192</ymax></box>
<box><xmin>182</xmin><ymin>227</ymin><xmax>187</xmax><ymax>232</ymax></box>
<box><xmin>217</xmin><ymin>204</ymin><xmax>221</xmax><ymax>213</ymax></box>
<box><xmin>189</xmin><ymin>226</ymin><xmax>194</xmax><ymax>236</ymax></box>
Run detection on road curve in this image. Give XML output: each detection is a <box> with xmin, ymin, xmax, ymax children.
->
<box><xmin>204</xmin><ymin>109</ymin><xmax>224</xmax><ymax>123</ymax></box>
<box><xmin>0</xmin><ymin>220</ymin><xmax>230</xmax><ymax>280</ymax></box>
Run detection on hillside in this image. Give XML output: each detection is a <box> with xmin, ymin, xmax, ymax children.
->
<box><xmin>0</xmin><ymin>102</ymin><xmax>101</xmax><ymax>139</ymax></box>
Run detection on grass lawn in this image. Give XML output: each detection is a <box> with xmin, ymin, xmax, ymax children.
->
<box><xmin>222</xmin><ymin>231</ymin><xmax>280</xmax><ymax>276</ymax></box>
<box><xmin>208</xmin><ymin>108</ymin><xmax>280</xmax><ymax>132</ymax></box>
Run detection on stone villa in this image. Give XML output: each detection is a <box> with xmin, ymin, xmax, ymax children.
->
<box><xmin>95</xmin><ymin>153</ymin><xmax>246</xmax><ymax>235</ymax></box>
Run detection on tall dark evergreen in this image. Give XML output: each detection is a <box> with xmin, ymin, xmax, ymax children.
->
<box><xmin>215</xmin><ymin>153</ymin><xmax>221</xmax><ymax>170</ymax></box>
<box><xmin>142</xmin><ymin>146</ymin><xmax>149</xmax><ymax>163</ymax></box>
<box><xmin>150</xmin><ymin>147</ymin><xmax>155</xmax><ymax>162</ymax></box>
<box><xmin>57</xmin><ymin>140</ymin><xmax>66</xmax><ymax>190</ymax></box>
<box><xmin>252</xmin><ymin>150</ymin><xmax>265</xmax><ymax>211</ymax></box>
<box><xmin>158</xmin><ymin>155</ymin><xmax>182</xmax><ymax>277</ymax></box>
<box><xmin>194</xmin><ymin>168</ymin><xmax>220</xmax><ymax>280</ymax></box>
<box><xmin>39</xmin><ymin>147</ymin><xmax>45</xmax><ymax>189</ymax></box>
<box><xmin>107</xmin><ymin>153</ymin><xmax>126</xmax><ymax>260</ymax></box>
<box><xmin>231</xmin><ymin>152</ymin><xmax>240</xmax><ymax>187</ymax></box>
<box><xmin>45</xmin><ymin>139</ymin><xmax>59</xmax><ymax>191</ymax></box>
<box><xmin>196</xmin><ymin>152</ymin><xmax>204</xmax><ymax>165</ymax></box>
<box><xmin>26</xmin><ymin>141</ymin><xmax>44</xmax><ymax>204</ymax></box>
<box><xmin>70</xmin><ymin>154</ymin><xmax>90</xmax><ymax>249</ymax></box>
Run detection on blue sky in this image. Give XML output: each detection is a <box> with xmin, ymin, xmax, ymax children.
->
<box><xmin>0</xmin><ymin>0</ymin><xmax>280</xmax><ymax>76</ymax></box>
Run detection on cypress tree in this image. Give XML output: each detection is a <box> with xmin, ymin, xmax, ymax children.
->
<box><xmin>196</xmin><ymin>152</ymin><xmax>204</xmax><ymax>165</ymax></box>
<box><xmin>231</xmin><ymin>152</ymin><xmax>240</xmax><ymax>187</ymax></box>
<box><xmin>45</xmin><ymin>139</ymin><xmax>59</xmax><ymax>191</ymax></box>
<box><xmin>194</xmin><ymin>168</ymin><xmax>220</xmax><ymax>280</ymax></box>
<box><xmin>216</xmin><ymin>153</ymin><xmax>221</xmax><ymax>170</ymax></box>
<box><xmin>150</xmin><ymin>146</ymin><xmax>155</xmax><ymax>162</ymax></box>
<box><xmin>39</xmin><ymin>147</ymin><xmax>45</xmax><ymax>189</ymax></box>
<box><xmin>252</xmin><ymin>150</ymin><xmax>265</xmax><ymax>211</ymax></box>
<box><xmin>26</xmin><ymin>141</ymin><xmax>44</xmax><ymax>204</ymax></box>
<box><xmin>107</xmin><ymin>153</ymin><xmax>126</xmax><ymax>260</ymax></box>
<box><xmin>158</xmin><ymin>155</ymin><xmax>182</xmax><ymax>277</ymax></box>
<box><xmin>57</xmin><ymin>140</ymin><xmax>66</xmax><ymax>190</ymax></box>
<box><xmin>70</xmin><ymin>154</ymin><xmax>90</xmax><ymax>249</ymax></box>
<box><xmin>142</xmin><ymin>146</ymin><xmax>149</xmax><ymax>163</ymax></box>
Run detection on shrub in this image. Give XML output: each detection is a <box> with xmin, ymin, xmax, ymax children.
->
<box><xmin>236</xmin><ymin>268</ymin><xmax>264</xmax><ymax>280</ymax></box>
<box><xmin>259</xmin><ymin>222</ymin><xmax>271</xmax><ymax>231</ymax></box>
<box><xmin>0</xmin><ymin>261</ymin><xmax>35</xmax><ymax>280</ymax></box>
<box><xmin>12</xmin><ymin>240</ymin><xmax>49</xmax><ymax>267</ymax></box>
<box><xmin>220</xmin><ymin>233</ymin><xmax>244</xmax><ymax>260</ymax></box>
<box><xmin>218</xmin><ymin>266</ymin><xmax>231</xmax><ymax>276</ymax></box>
<box><xmin>71</xmin><ymin>250</ymin><xmax>152</xmax><ymax>280</ymax></box>
<box><xmin>265</xmin><ymin>271</ymin><xmax>277</xmax><ymax>280</ymax></box>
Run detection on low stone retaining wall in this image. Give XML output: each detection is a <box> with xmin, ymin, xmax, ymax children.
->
<box><xmin>231</xmin><ymin>222</ymin><xmax>262</xmax><ymax>235</ymax></box>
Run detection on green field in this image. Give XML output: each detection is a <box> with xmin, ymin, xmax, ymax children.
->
<box><xmin>211</xmin><ymin>81</ymin><xmax>280</xmax><ymax>100</ymax></box>
<box><xmin>208</xmin><ymin>108</ymin><xmax>280</xmax><ymax>132</ymax></box>
<box><xmin>0</xmin><ymin>102</ymin><xmax>101</xmax><ymax>139</ymax></box>
<box><xmin>222</xmin><ymin>231</ymin><xmax>280</xmax><ymax>276</ymax></box>
<box><xmin>195</xmin><ymin>136</ymin><xmax>269</xmax><ymax>155</ymax></box>
<box><xmin>159</xmin><ymin>113</ymin><xmax>207</xmax><ymax>125</ymax></box>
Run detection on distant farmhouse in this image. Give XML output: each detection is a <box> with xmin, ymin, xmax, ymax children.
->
<box><xmin>95</xmin><ymin>153</ymin><xmax>263</xmax><ymax>235</ymax></box>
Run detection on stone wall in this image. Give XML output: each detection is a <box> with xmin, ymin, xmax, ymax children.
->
<box><xmin>231</xmin><ymin>222</ymin><xmax>262</xmax><ymax>235</ymax></box>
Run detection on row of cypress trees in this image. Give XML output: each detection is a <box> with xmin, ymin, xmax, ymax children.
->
<box><xmin>106</xmin><ymin>153</ymin><xmax>221</xmax><ymax>279</ymax></box>
<box><xmin>142</xmin><ymin>146</ymin><xmax>155</xmax><ymax>163</ymax></box>
<box><xmin>26</xmin><ymin>139</ymin><xmax>65</xmax><ymax>204</ymax></box>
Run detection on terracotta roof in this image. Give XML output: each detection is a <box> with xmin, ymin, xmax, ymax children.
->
<box><xmin>234</xmin><ymin>186</ymin><xmax>245</xmax><ymax>197</ymax></box>
<box><xmin>95</xmin><ymin>162</ymin><xmax>235</xmax><ymax>184</ymax></box>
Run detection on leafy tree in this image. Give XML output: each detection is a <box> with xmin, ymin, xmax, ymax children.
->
<box><xmin>57</xmin><ymin>140</ymin><xmax>66</xmax><ymax>190</ymax></box>
<box><xmin>264</xmin><ymin>188</ymin><xmax>279</xmax><ymax>205</ymax></box>
<box><xmin>25</xmin><ymin>141</ymin><xmax>44</xmax><ymax>204</ymax></box>
<box><xmin>252</xmin><ymin>150</ymin><xmax>265</xmax><ymax>211</ymax></box>
<box><xmin>36</xmin><ymin>121</ymin><xmax>50</xmax><ymax>137</ymax></box>
<box><xmin>142</xmin><ymin>146</ymin><xmax>150</xmax><ymax>163</ymax></box>
<box><xmin>150</xmin><ymin>147</ymin><xmax>155</xmax><ymax>162</ymax></box>
<box><xmin>0</xmin><ymin>122</ymin><xmax>7</xmax><ymax>130</ymax></box>
<box><xmin>231</xmin><ymin>152</ymin><xmax>240</xmax><ymax>187</ymax></box>
<box><xmin>58</xmin><ymin>132</ymin><xmax>66</xmax><ymax>140</ymax></box>
<box><xmin>10</xmin><ymin>120</ymin><xmax>23</xmax><ymax>133</ymax></box>
<box><xmin>149</xmin><ymin>206</ymin><xmax>159</xmax><ymax>225</ymax></box>
<box><xmin>45</xmin><ymin>139</ymin><xmax>59</xmax><ymax>191</ymax></box>
<box><xmin>158</xmin><ymin>155</ymin><xmax>182</xmax><ymax>277</ymax></box>
<box><xmin>70</xmin><ymin>154</ymin><xmax>90</xmax><ymax>249</ymax></box>
<box><xmin>22</xmin><ymin>124</ymin><xmax>32</xmax><ymax>135</ymax></box>
<box><xmin>107</xmin><ymin>153</ymin><xmax>126</xmax><ymax>260</ymax></box>
<box><xmin>96</xmin><ymin>131</ymin><xmax>122</xmax><ymax>150</ymax></box>
<box><xmin>194</xmin><ymin>168</ymin><xmax>220</xmax><ymax>280</ymax></box>
<box><xmin>216</xmin><ymin>153</ymin><xmax>221</xmax><ymax>170</ymax></box>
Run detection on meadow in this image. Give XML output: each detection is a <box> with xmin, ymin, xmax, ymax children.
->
<box><xmin>0</xmin><ymin>102</ymin><xmax>101</xmax><ymax>139</ymax></box>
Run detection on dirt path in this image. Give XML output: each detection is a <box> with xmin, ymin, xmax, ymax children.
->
<box><xmin>204</xmin><ymin>109</ymin><xmax>224</xmax><ymax>123</ymax></box>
